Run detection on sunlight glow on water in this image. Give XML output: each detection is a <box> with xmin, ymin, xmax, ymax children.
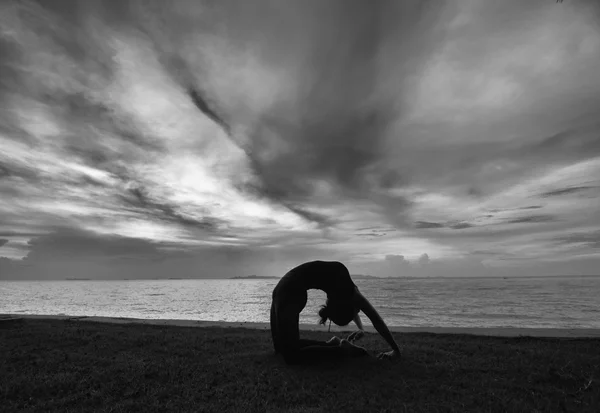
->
<box><xmin>1</xmin><ymin>276</ymin><xmax>599</xmax><ymax>329</ymax></box>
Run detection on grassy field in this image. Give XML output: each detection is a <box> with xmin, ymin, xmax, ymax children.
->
<box><xmin>1</xmin><ymin>319</ymin><xmax>599</xmax><ymax>412</ymax></box>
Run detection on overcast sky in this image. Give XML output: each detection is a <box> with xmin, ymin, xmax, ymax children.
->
<box><xmin>1</xmin><ymin>0</ymin><xmax>599</xmax><ymax>279</ymax></box>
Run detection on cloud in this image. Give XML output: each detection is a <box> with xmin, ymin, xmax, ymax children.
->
<box><xmin>507</xmin><ymin>215</ymin><xmax>556</xmax><ymax>224</ymax></box>
<box><xmin>356</xmin><ymin>254</ymin><xmax>411</xmax><ymax>278</ymax></box>
<box><xmin>415</xmin><ymin>221</ymin><xmax>445</xmax><ymax>229</ymax></box>
<box><xmin>541</xmin><ymin>186</ymin><xmax>596</xmax><ymax>197</ymax></box>
<box><xmin>555</xmin><ymin>230</ymin><xmax>600</xmax><ymax>249</ymax></box>
<box><xmin>353</xmin><ymin>253</ymin><xmax>500</xmax><ymax>278</ymax></box>
<box><xmin>187</xmin><ymin>88</ymin><xmax>230</xmax><ymax>134</ymax></box>
<box><xmin>354</xmin><ymin>251</ymin><xmax>600</xmax><ymax>278</ymax></box>
<box><xmin>120</xmin><ymin>185</ymin><xmax>223</xmax><ymax>231</ymax></box>
<box><xmin>1</xmin><ymin>0</ymin><xmax>600</xmax><ymax>278</ymax></box>
<box><xmin>0</xmin><ymin>227</ymin><xmax>348</xmax><ymax>280</ymax></box>
<box><xmin>139</xmin><ymin>1</ymin><xmax>451</xmax><ymax>217</ymax></box>
<box><xmin>0</xmin><ymin>238</ymin><xmax>7</xmax><ymax>248</ymax></box>
<box><xmin>450</xmin><ymin>223</ymin><xmax>473</xmax><ymax>230</ymax></box>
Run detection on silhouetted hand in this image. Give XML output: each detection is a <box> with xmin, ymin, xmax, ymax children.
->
<box><xmin>376</xmin><ymin>350</ymin><xmax>401</xmax><ymax>361</ymax></box>
<box><xmin>346</xmin><ymin>330</ymin><xmax>365</xmax><ymax>343</ymax></box>
<box><xmin>326</xmin><ymin>336</ymin><xmax>342</xmax><ymax>345</ymax></box>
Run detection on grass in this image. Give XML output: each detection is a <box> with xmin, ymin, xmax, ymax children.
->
<box><xmin>1</xmin><ymin>319</ymin><xmax>599</xmax><ymax>413</ymax></box>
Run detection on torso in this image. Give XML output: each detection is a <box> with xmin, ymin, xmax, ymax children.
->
<box><xmin>272</xmin><ymin>261</ymin><xmax>356</xmax><ymax>313</ymax></box>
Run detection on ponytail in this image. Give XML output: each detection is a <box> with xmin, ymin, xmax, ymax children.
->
<box><xmin>318</xmin><ymin>304</ymin><xmax>329</xmax><ymax>325</ymax></box>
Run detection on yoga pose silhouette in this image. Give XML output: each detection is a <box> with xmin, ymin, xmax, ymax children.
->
<box><xmin>270</xmin><ymin>260</ymin><xmax>401</xmax><ymax>364</ymax></box>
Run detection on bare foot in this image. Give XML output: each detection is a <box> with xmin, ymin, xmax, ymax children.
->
<box><xmin>376</xmin><ymin>350</ymin><xmax>401</xmax><ymax>361</ymax></box>
<box><xmin>326</xmin><ymin>336</ymin><xmax>341</xmax><ymax>345</ymax></box>
<box><xmin>346</xmin><ymin>330</ymin><xmax>365</xmax><ymax>343</ymax></box>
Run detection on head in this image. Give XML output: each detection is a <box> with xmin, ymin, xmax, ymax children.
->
<box><xmin>318</xmin><ymin>291</ymin><xmax>360</xmax><ymax>327</ymax></box>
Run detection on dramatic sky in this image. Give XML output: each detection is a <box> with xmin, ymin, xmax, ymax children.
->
<box><xmin>1</xmin><ymin>0</ymin><xmax>599</xmax><ymax>279</ymax></box>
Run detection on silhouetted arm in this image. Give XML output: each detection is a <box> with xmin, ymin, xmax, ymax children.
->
<box><xmin>345</xmin><ymin>314</ymin><xmax>365</xmax><ymax>343</ymax></box>
<box><xmin>355</xmin><ymin>290</ymin><xmax>401</xmax><ymax>357</ymax></box>
<box><xmin>353</xmin><ymin>313</ymin><xmax>364</xmax><ymax>331</ymax></box>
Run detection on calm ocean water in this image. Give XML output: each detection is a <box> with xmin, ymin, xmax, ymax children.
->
<box><xmin>1</xmin><ymin>276</ymin><xmax>599</xmax><ymax>329</ymax></box>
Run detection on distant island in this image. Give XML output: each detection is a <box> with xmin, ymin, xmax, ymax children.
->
<box><xmin>351</xmin><ymin>274</ymin><xmax>381</xmax><ymax>279</ymax></box>
<box><xmin>65</xmin><ymin>277</ymin><xmax>91</xmax><ymax>281</ymax></box>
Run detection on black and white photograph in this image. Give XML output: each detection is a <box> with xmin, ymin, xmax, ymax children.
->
<box><xmin>1</xmin><ymin>0</ymin><xmax>599</xmax><ymax>412</ymax></box>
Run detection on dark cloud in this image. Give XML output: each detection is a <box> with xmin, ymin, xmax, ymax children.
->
<box><xmin>0</xmin><ymin>227</ymin><xmax>343</xmax><ymax>280</ymax></box>
<box><xmin>0</xmin><ymin>239</ymin><xmax>8</xmax><ymax>248</ymax></box>
<box><xmin>555</xmin><ymin>231</ymin><xmax>600</xmax><ymax>248</ymax></box>
<box><xmin>121</xmin><ymin>185</ymin><xmax>222</xmax><ymax>231</ymax></box>
<box><xmin>0</xmin><ymin>159</ymin><xmax>43</xmax><ymax>185</ymax></box>
<box><xmin>541</xmin><ymin>186</ymin><xmax>595</xmax><ymax>197</ymax></box>
<box><xmin>0</xmin><ymin>231</ymin><xmax>47</xmax><ymax>238</ymax></box>
<box><xmin>471</xmin><ymin>250</ymin><xmax>511</xmax><ymax>257</ymax></box>
<box><xmin>507</xmin><ymin>215</ymin><xmax>556</xmax><ymax>224</ymax></box>
<box><xmin>24</xmin><ymin>228</ymin><xmax>164</xmax><ymax>260</ymax></box>
<box><xmin>147</xmin><ymin>1</ymin><xmax>449</xmax><ymax>214</ymax></box>
<box><xmin>283</xmin><ymin>204</ymin><xmax>335</xmax><ymax>229</ymax></box>
<box><xmin>450</xmin><ymin>223</ymin><xmax>473</xmax><ymax>230</ymax></box>
<box><xmin>0</xmin><ymin>163</ymin><xmax>11</xmax><ymax>178</ymax></box>
<box><xmin>188</xmin><ymin>88</ymin><xmax>230</xmax><ymax>134</ymax></box>
<box><xmin>415</xmin><ymin>221</ymin><xmax>445</xmax><ymax>229</ymax></box>
<box><xmin>414</xmin><ymin>221</ymin><xmax>474</xmax><ymax>230</ymax></box>
<box><xmin>0</xmin><ymin>26</ymin><xmax>25</xmax><ymax>103</ymax></box>
<box><xmin>355</xmin><ymin>233</ymin><xmax>386</xmax><ymax>238</ymax></box>
<box><xmin>235</xmin><ymin>180</ymin><xmax>338</xmax><ymax>228</ymax></box>
<box><xmin>385</xmin><ymin>254</ymin><xmax>410</xmax><ymax>265</ymax></box>
<box><xmin>0</xmin><ymin>228</ymin><xmax>167</xmax><ymax>279</ymax></box>
<box><xmin>417</xmin><ymin>253</ymin><xmax>430</xmax><ymax>265</ymax></box>
<box><xmin>356</xmin><ymin>226</ymin><xmax>391</xmax><ymax>232</ymax></box>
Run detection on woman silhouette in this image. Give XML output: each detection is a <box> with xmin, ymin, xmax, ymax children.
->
<box><xmin>270</xmin><ymin>260</ymin><xmax>401</xmax><ymax>364</ymax></box>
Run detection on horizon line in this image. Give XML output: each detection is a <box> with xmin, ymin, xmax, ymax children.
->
<box><xmin>1</xmin><ymin>274</ymin><xmax>599</xmax><ymax>282</ymax></box>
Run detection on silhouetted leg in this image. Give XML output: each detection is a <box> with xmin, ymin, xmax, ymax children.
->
<box><xmin>278</xmin><ymin>312</ymin><xmax>348</xmax><ymax>365</ymax></box>
<box><xmin>270</xmin><ymin>301</ymin><xmax>280</xmax><ymax>354</ymax></box>
<box><xmin>278</xmin><ymin>311</ymin><xmax>302</xmax><ymax>365</ymax></box>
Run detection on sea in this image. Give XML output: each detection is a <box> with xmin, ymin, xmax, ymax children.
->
<box><xmin>1</xmin><ymin>276</ymin><xmax>599</xmax><ymax>329</ymax></box>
